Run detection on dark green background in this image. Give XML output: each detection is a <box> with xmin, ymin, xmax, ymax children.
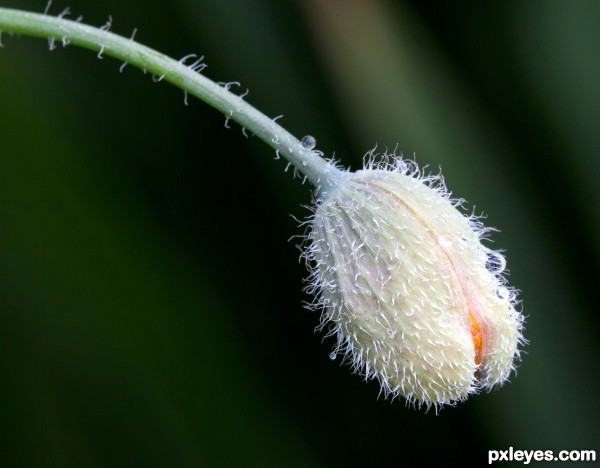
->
<box><xmin>1</xmin><ymin>1</ymin><xmax>598</xmax><ymax>466</ymax></box>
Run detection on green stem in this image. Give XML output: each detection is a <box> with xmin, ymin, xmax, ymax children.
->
<box><xmin>0</xmin><ymin>7</ymin><xmax>345</xmax><ymax>190</ymax></box>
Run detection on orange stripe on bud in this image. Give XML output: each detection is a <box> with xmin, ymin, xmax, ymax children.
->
<box><xmin>469</xmin><ymin>311</ymin><xmax>483</xmax><ymax>366</ymax></box>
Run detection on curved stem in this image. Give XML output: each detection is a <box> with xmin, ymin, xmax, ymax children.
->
<box><xmin>0</xmin><ymin>7</ymin><xmax>345</xmax><ymax>191</ymax></box>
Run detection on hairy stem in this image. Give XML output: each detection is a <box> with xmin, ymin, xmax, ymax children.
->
<box><xmin>0</xmin><ymin>7</ymin><xmax>344</xmax><ymax>190</ymax></box>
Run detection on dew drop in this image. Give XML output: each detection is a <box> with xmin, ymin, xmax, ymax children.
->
<box><xmin>485</xmin><ymin>250</ymin><xmax>506</xmax><ymax>274</ymax></box>
<box><xmin>496</xmin><ymin>286</ymin><xmax>509</xmax><ymax>300</ymax></box>
<box><xmin>394</xmin><ymin>159</ymin><xmax>408</xmax><ymax>173</ymax></box>
<box><xmin>329</xmin><ymin>351</ymin><xmax>337</xmax><ymax>360</ymax></box>
<box><xmin>301</xmin><ymin>135</ymin><xmax>316</xmax><ymax>150</ymax></box>
<box><xmin>437</xmin><ymin>235</ymin><xmax>451</xmax><ymax>247</ymax></box>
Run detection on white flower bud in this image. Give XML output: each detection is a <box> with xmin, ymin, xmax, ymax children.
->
<box><xmin>305</xmin><ymin>157</ymin><xmax>524</xmax><ymax>409</ymax></box>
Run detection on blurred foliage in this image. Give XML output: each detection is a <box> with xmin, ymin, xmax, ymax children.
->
<box><xmin>0</xmin><ymin>0</ymin><xmax>598</xmax><ymax>466</ymax></box>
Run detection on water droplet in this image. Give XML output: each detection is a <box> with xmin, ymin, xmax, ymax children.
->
<box><xmin>329</xmin><ymin>351</ymin><xmax>337</xmax><ymax>360</ymax></box>
<box><xmin>437</xmin><ymin>235</ymin><xmax>451</xmax><ymax>247</ymax></box>
<box><xmin>405</xmin><ymin>309</ymin><xmax>414</xmax><ymax>317</ymax></box>
<box><xmin>394</xmin><ymin>159</ymin><xmax>408</xmax><ymax>173</ymax></box>
<box><xmin>496</xmin><ymin>286</ymin><xmax>509</xmax><ymax>300</ymax></box>
<box><xmin>485</xmin><ymin>250</ymin><xmax>506</xmax><ymax>274</ymax></box>
<box><xmin>301</xmin><ymin>135</ymin><xmax>316</xmax><ymax>150</ymax></box>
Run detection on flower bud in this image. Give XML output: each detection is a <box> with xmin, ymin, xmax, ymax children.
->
<box><xmin>305</xmin><ymin>157</ymin><xmax>524</xmax><ymax>408</ymax></box>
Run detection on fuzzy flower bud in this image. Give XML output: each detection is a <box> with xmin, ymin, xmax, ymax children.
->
<box><xmin>305</xmin><ymin>156</ymin><xmax>524</xmax><ymax>409</ymax></box>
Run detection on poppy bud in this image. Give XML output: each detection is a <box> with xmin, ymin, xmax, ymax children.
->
<box><xmin>305</xmin><ymin>157</ymin><xmax>524</xmax><ymax>408</ymax></box>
